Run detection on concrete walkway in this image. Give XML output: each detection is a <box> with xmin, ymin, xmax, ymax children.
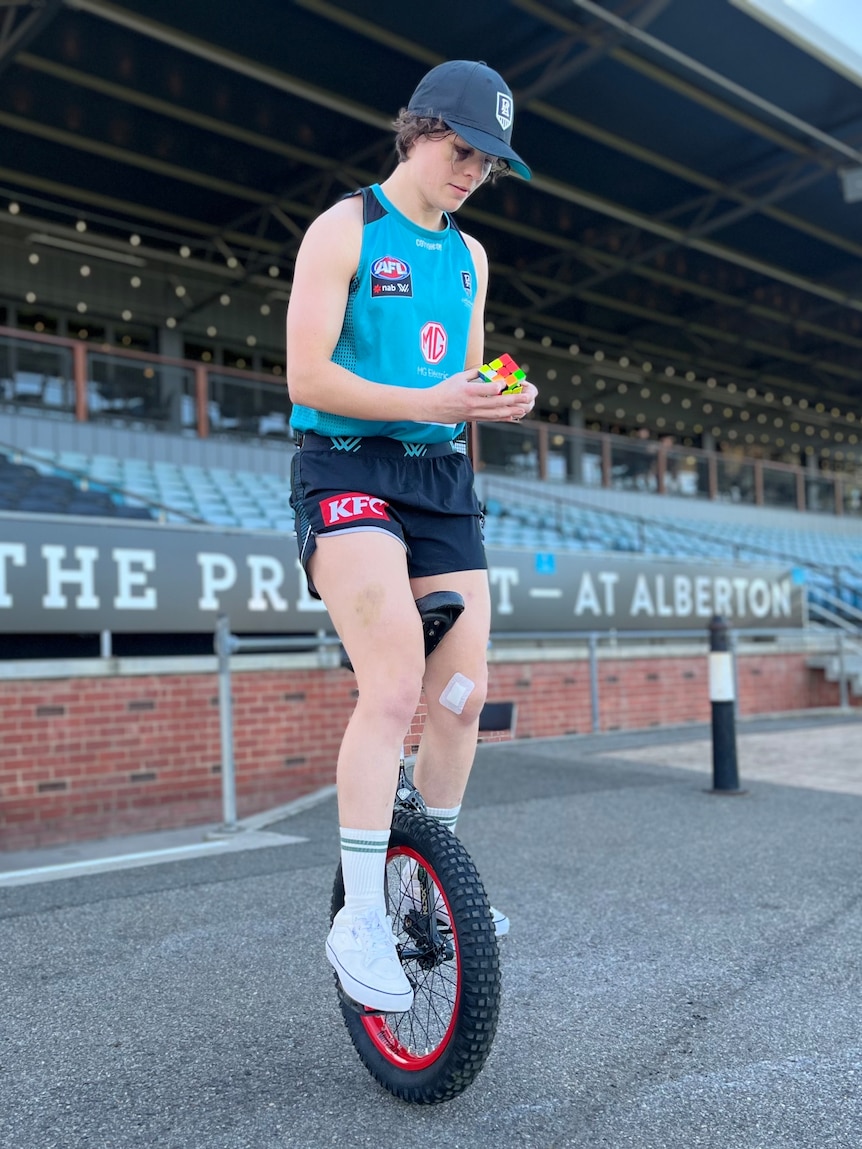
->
<box><xmin>1</xmin><ymin>711</ymin><xmax>860</xmax><ymax>1148</ymax></box>
<box><xmin>601</xmin><ymin>718</ymin><xmax>862</xmax><ymax>795</ymax></box>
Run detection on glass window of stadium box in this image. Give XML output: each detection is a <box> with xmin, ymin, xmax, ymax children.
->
<box><xmin>610</xmin><ymin>435</ymin><xmax>660</xmax><ymax>492</ymax></box>
<box><xmin>716</xmin><ymin>451</ymin><xmax>755</xmax><ymax>504</ymax></box>
<box><xmin>87</xmin><ymin>350</ymin><xmax>196</xmax><ymax>433</ymax></box>
<box><xmin>70</xmin><ymin>321</ymin><xmax>106</xmax><ymax>343</ymax></box>
<box><xmin>476</xmin><ymin>422</ymin><xmax>542</xmax><ymax>479</ymax></box>
<box><xmin>761</xmin><ymin>462</ymin><xmax>799</xmax><ymax>510</ymax></box>
<box><xmin>206</xmin><ymin>369</ymin><xmax>291</xmax><ymax>440</ymax></box>
<box><xmin>0</xmin><ymin>331</ymin><xmax>74</xmax><ymax>417</ymax></box>
<box><xmin>806</xmin><ymin>474</ymin><xmax>838</xmax><ymax>514</ymax></box>
<box><xmin>14</xmin><ymin>308</ymin><xmax>59</xmax><ymax>335</ymax></box>
<box><xmin>665</xmin><ymin>447</ymin><xmax>708</xmax><ymax>497</ymax></box>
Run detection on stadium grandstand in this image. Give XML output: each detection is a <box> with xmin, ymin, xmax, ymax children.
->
<box><xmin>2</xmin><ymin>0</ymin><xmax>862</xmax><ymax>848</ymax></box>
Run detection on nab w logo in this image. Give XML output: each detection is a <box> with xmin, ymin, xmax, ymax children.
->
<box><xmin>371</xmin><ymin>254</ymin><xmax>413</xmax><ymax>298</ymax></box>
<box><xmin>420</xmin><ymin>321</ymin><xmax>447</xmax><ymax>365</ymax></box>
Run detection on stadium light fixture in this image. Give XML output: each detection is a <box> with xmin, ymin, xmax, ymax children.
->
<box><xmin>26</xmin><ymin>233</ymin><xmax>147</xmax><ymax>267</ymax></box>
<box><xmin>839</xmin><ymin>166</ymin><xmax>862</xmax><ymax>204</ymax></box>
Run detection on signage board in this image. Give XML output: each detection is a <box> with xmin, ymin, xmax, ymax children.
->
<box><xmin>0</xmin><ymin>512</ymin><xmax>805</xmax><ymax>634</ymax></box>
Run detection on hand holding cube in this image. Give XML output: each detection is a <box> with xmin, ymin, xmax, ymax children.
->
<box><xmin>478</xmin><ymin>353</ymin><xmax>527</xmax><ymax>394</ymax></box>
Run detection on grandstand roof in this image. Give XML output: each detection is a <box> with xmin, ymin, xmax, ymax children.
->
<box><xmin>3</xmin><ymin>0</ymin><xmax>862</xmax><ymax>447</ymax></box>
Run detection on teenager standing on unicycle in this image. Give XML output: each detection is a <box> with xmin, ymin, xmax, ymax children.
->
<box><xmin>287</xmin><ymin>60</ymin><xmax>534</xmax><ymax>1098</ymax></box>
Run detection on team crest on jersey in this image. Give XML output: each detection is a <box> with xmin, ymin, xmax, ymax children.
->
<box><xmin>371</xmin><ymin>254</ymin><xmax>413</xmax><ymax>297</ymax></box>
<box><xmin>461</xmin><ymin>270</ymin><xmax>472</xmax><ymax>294</ymax></box>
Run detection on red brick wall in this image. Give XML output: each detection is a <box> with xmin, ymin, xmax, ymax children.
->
<box><xmin>0</xmin><ymin>650</ymin><xmax>854</xmax><ymax>851</ymax></box>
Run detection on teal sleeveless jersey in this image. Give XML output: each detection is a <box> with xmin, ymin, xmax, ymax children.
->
<box><xmin>289</xmin><ymin>184</ymin><xmax>477</xmax><ymax>445</ymax></box>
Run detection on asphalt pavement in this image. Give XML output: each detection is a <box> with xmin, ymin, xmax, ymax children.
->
<box><xmin>2</xmin><ymin>711</ymin><xmax>861</xmax><ymax>1149</ymax></box>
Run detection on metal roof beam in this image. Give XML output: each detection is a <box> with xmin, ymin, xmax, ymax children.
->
<box><xmin>290</xmin><ymin>0</ymin><xmax>862</xmax><ymax>310</ymax></box>
<box><xmin>569</xmin><ymin>0</ymin><xmax>862</xmax><ymax>166</ymax></box>
<box><xmin>0</xmin><ymin>109</ymin><xmax>274</xmax><ymax>204</ymax></box>
<box><xmin>491</xmin><ymin>266</ymin><xmax>862</xmax><ymax>383</ymax></box>
<box><xmin>63</xmin><ymin>0</ymin><xmax>391</xmax><ymax>131</ymax></box>
<box><xmin>546</xmin><ymin>164</ymin><xmax>832</xmax><ymax>301</ymax></box>
<box><xmin>16</xmin><ymin>51</ymin><xmax>338</xmax><ymax>170</ymax></box>
<box><xmin>488</xmin><ymin>297</ymin><xmax>859</xmax><ymax>410</ymax></box>
<box><xmin>456</xmin><ymin>199</ymin><xmax>862</xmax><ymax>361</ymax></box>
<box><xmin>0</xmin><ymin>167</ymin><xmax>301</xmax><ymax>254</ymax></box>
<box><xmin>515</xmin><ymin>0</ymin><xmax>675</xmax><ymax>100</ymax></box>
<box><xmin>533</xmin><ymin>94</ymin><xmax>862</xmax><ymax>260</ymax></box>
<box><xmin>530</xmin><ymin>170</ymin><xmax>862</xmax><ymax>313</ymax></box>
<box><xmin>0</xmin><ymin>0</ymin><xmax>61</xmax><ymax>78</ymax></box>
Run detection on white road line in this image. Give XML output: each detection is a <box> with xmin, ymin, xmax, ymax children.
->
<box><xmin>0</xmin><ymin>831</ymin><xmax>305</xmax><ymax>888</ymax></box>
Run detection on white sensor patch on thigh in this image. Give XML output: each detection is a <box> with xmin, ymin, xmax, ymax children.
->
<box><xmin>439</xmin><ymin>672</ymin><xmax>475</xmax><ymax>715</ymax></box>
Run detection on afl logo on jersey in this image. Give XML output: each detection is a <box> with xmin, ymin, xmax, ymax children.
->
<box><xmin>371</xmin><ymin>255</ymin><xmax>413</xmax><ymax>297</ymax></box>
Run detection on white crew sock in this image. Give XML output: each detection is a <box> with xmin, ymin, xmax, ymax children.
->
<box><xmin>339</xmin><ymin>827</ymin><xmax>390</xmax><ymax>913</ymax></box>
<box><xmin>425</xmin><ymin>804</ymin><xmax>461</xmax><ymax>833</ymax></box>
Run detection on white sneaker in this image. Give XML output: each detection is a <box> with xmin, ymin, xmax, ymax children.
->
<box><xmin>406</xmin><ymin>880</ymin><xmax>510</xmax><ymax>937</ymax></box>
<box><xmin>326</xmin><ymin>904</ymin><xmax>414</xmax><ymax>1013</ymax></box>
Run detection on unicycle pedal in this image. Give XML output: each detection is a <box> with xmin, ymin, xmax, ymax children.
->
<box><xmin>335</xmin><ymin>982</ymin><xmax>388</xmax><ymax>1018</ymax></box>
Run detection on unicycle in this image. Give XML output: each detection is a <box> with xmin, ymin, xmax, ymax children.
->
<box><xmin>330</xmin><ymin>592</ymin><xmax>502</xmax><ymax>1104</ymax></box>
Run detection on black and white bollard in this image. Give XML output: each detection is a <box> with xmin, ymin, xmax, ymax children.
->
<box><xmin>708</xmin><ymin>615</ymin><xmax>745</xmax><ymax>794</ymax></box>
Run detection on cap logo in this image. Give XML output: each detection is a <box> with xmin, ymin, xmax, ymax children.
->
<box><xmin>496</xmin><ymin>92</ymin><xmax>513</xmax><ymax>132</ymax></box>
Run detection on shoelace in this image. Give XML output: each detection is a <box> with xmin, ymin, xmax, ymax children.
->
<box><xmin>353</xmin><ymin>909</ymin><xmax>397</xmax><ymax>960</ymax></box>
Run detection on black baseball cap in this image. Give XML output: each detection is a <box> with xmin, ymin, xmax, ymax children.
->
<box><xmin>407</xmin><ymin>60</ymin><xmax>531</xmax><ymax>180</ymax></box>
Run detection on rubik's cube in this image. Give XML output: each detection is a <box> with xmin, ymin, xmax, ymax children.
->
<box><xmin>478</xmin><ymin>353</ymin><xmax>526</xmax><ymax>394</ymax></box>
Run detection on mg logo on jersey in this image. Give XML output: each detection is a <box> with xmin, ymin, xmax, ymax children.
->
<box><xmin>420</xmin><ymin>321</ymin><xmax>448</xmax><ymax>364</ymax></box>
<box><xmin>371</xmin><ymin>255</ymin><xmax>410</xmax><ymax>280</ymax></box>
<box><xmin>320</xmin><ymin>492</ymin><xmax>390</xmax><ymax>526</ymax></box>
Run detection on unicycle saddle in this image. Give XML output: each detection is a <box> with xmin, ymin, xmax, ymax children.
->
<box><xmin>340</xmin><ymin>590</ymin><xmax>464</xmax><ymax>671</ymax></box>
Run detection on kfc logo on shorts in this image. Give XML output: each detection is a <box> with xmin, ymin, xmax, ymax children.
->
<box><xmin>320</xmin><ymin>492</ymin><xmax>390</xmax><ymax>525</ymax></box>
<box><xmin>420</xmin><ymin>321</ymin><xmax>448</xmax><ymax>364</ymax></box>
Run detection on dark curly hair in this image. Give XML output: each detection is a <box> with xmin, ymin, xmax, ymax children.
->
<box><xmin>392</xmin><ymin>109</ymin><xmax>510</xmax><ymax>182</ymax></box>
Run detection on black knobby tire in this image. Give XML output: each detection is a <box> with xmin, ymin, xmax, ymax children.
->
<box><xmin>330</xmin><ymin>808</ymin><xmax>501</xmax><ymax>1104</ymax></box>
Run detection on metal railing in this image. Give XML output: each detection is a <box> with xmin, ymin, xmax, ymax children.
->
<box><xmin>1</xmin><ymin>325</ymin><xmax>290</xmax><ymax>443</ymax></box>
<box><xmin>807</xmin><ymin>587</ymin><xmax>862</xmax><ymax>633</ymax></box>
<box><xmin>472</xmin><ymin>420</ymin><xmax>862</xmax><ymax>516</ymax></box>
<box><xmin>4</xmin><ymin>324</ymin><xmax>862</xmax><ymax>516</ymax></box>
<box><xmin>212</xmin><ymin>616</ymin><xmax>859</xmax><ymax>831</ymax></box>
<box><xmin>214</xmin><ymin>615</ymin><xmax>343</xmax><ymax>829</ymax></box>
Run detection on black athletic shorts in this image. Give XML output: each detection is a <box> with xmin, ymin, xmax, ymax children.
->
<box><xmin>289</xmin><ymin>432</ymin><xmax>487</xmax><ymax>599</ymax></box>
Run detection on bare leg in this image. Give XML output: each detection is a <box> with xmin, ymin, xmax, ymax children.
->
<box><xmin>309</xmin><ymin>531</ymin><xmax>426</xmax><ymax>831</ymax></box>
<box><xmin>409</xmin><ymin>569</ymin><xmax>491</xmax><ymax>810</ymax></box>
